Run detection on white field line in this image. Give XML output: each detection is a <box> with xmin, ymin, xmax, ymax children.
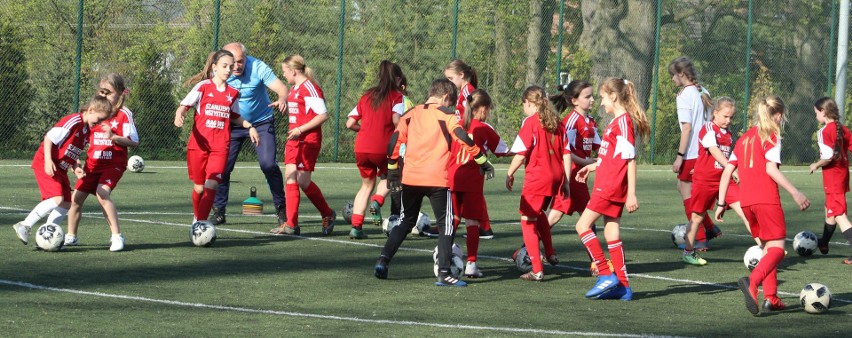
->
<box><xmin>0</xmin><ymin>279</ymin><xmax>663</xmax><ymax>337</ymax></box>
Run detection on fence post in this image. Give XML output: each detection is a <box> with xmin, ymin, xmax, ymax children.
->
<box><xmin>649</xmin><ymin>0</ymin><xmax>662</xmax><ymax>163</ymax></box>
<box><xmin>212</xmin><ymin>0</ymin><xmax>221</xmax><ymax>50</ymax></box>
<box><xmin>827</xmin><ymin>0</ymin><xmax>838</xmax><ymax>96</ymax></box>
<box><xmin>554</xmin><ymin>0</ymin><xmax>565</xmax><ymax>85</ymax></box>
<box><xmin>73</xmin><ymin>0</ymin><xmax>84</xmax><ymax>112</ymax></box>
<box><xmin>333</xmin><ymin>0</ymin><xmax>346</xmax><ymax>162</ymax></box>
<box><xmin>835</xmin><ymin>0</ymin><xmax>849</xmax><ymax>119</ymax></box>
<box><xmin>451</xmin><ymin>0</ymin><xmax>459</xmax><ymax>59</ymax></box>
<box><xmin>741</xmin><ymin>0</ymin><xmax>754</xmax><ymax>132</ymax></box>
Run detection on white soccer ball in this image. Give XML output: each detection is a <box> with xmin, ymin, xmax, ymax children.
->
<box><xmin>190</xmin><ymin>221</ymin><xmax>217</xmax><ymax>247</ymax></box>
<box><xmin>127</xmin><ymin>155</ymin><xmax>145</xmax><ymax>173</ymax></box>
<box><xmin>341</xmin><ymin>200</ymin><xmax>353</xmax><ymax>224</ymax></box>
<box><xmin>800</xmin><ymin>283</ymin><xmax>832</xmax><ymax>314</ymax></box>
<box><xmin>793</xmin><ymin>230</ymin><xmax>818</xmax><ymax>257</ymax></box>
<box><xmin>743</xmin><ymin>245</ymin><xmax>763</xmax><ymax>271</ymax></box>
<box><xmin>432</xmin><ymin>243</ymin><xmax>465</xmax><ymax>278</ymax></box>
<box><xmin>382</xmin><ymin>214</ymin><xmax>400</xmax><ymax>237</ymax></box>
<box><xmin>35</xmin><ymin>223</ymin><xmax>64</xmax><ymax>252</ymax></box>
<box><xmin>412</xmin><ymin>212</ymin><xmax>431</xmax><ymax>235</ymax></box>
<box><xmin>671</xmin><ymin>224</ymin><xmax>687</xmax><ymax>248</ymax></box>
<box><xmin>513</xmin><ymin>245</ymin><xmax>533</xmax><ymax>273</ymax></box>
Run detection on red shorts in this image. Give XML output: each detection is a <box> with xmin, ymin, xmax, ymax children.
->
<box><xmin>824</xmin><ymin>192</ymin><xmax>848</xmax><ymax>217</ymax></box>
<box><xmin>285</xmin><ymin>142</ymin><xmax>320</xmax><ymax>171</ymax></box>
<box><xmin>187</xmin><ymin>149</ymin><xmax>227</xmax><ymax>185</ymax></box>
<box><xmin>550</xmin><ymin>178</ymin><xmax>590</xmax><ymax>215</ymax></box>
<box><xmin>452</xmin><ymin>190</ymin><xmax>487</xmax><ymax>220</ymax></box>
<box><xmin>33</xmin><ymin>166</ymin><xmax>71</xmax><ymax>201</ymax></box>
<box><xmin>586</xmin><ymin>194</ymin><xmax>625</xmax><ymax>218</ymax></box>
<box><xmin>75</xmin><ymin>166</ymin><xmax>125</xmax><ymax>193</ymax></box>
<box><xmin>689</xmin><ymin>181</ymin><xmax>740</xmax><ymax>214</ymax></box>
<box><xmin>519</xmin><ymin>194</ymin><xmax>553</xmax><ymax>218</ymax></box>
<box><xmin>355</xmin><ymin>152</ymin><xmax>388</xmax><ymax>179</ymax></box>
<box><xmin>677</xmin><ymin>159</ymin><xmax>696</xmax><ymax>181</ymax></box>
<box><xmin>742</xmin><ymin>204</ymin><xmax>786</xmax><ymax>241</ymax></box>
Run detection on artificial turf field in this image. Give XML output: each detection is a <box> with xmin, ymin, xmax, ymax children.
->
<box><xmin>0</xmin><ymin>160</ymin><xmax>849</xmax><ymax>337</ymax></box>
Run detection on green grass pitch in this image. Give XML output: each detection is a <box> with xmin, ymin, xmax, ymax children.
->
<box><xmin>0</xmin><ymin>160</ymin><xmax>849</xmax><ymax>336</ymax></box>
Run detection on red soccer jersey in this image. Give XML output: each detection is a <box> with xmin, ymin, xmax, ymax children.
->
<box><xmin>509</xmin><ymin>114</ymin><xmax>570</xmax><ymax>196</ymax></box>
<box><xmin>287</xmin><ymin>79</ymin><xmax>327</xmax><ymax>146</ymax></box>
<box><xmin>563</xmin><ymin>110</ymin><xmax>601</xmax><ymax>170</ymax></box>
<box><xmin>86</xmin><ymin>107</ymin><xmax>139</xmax><ymax>171</ymax></box>
<box><xmin>455</xmin><ymin>83</ymin><xmax>475</xmax><ymax>117</ymax></box>
<box><xmin>817</xmin><ymin>121</ymin><xmax>852</xmax><ymax>193</ymax></box>
<box><xmin>32</xmin><ymin>113</ymin><xmax>90</xmax><ymax>172</ymax></box>
<box><xmin>449</xmin><ymin>119</ymin><xmax>510</xmax><ymax>192</ymax></box>
<box><xmin>180</xmin><ymin>80</ymin><xmax>241</xmax><ymax>152</ymax></box>
<box><xmin>348</xmin><ymin>90</ymin><xmax>404</xmax><ymax>154</ymax></box>
<box><xmin>592</xmin><ymin>114</ymin><xmax>636</xmax><ymax>203</ymax></box>
<box><xmin>728</xmin><ymin>127</ymin><xmax>781</xmax><ymax>206</ymax></box>
<box><xmin>692</xmin><ymin>122</ymin><xmax>733</xmax><ymax>186</ymax></box>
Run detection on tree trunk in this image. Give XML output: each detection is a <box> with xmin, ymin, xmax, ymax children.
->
<box><xmin>525</xmin><ymin>0</ymin><xmax>553</xmax><ymax>86</ymax></box>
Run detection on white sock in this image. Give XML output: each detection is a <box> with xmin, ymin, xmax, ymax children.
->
<box><xmin>46</xmin><ymin>207</ymin><xmax>69</xmax><ymax>225</ymax></box>
<box><xmin>23</xmin><ymin>199</ymin><xmax>59</xmax><ymax>226</ymax></box>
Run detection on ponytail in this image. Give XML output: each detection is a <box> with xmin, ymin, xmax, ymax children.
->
<box><xmin>368</xmin><ymin>60</ymin><xmax>399</xmax><ymax>110</ymax></box>
<box><xmin>755</xmin><ymin>95</ymin><xmax>785</xmax><ymax>143</ymax></box>
<box><xmin>550</xmin><ymin>80</ymin><xmax>591</xmax><ymax>114</ymax></box>
<box><xmin>445</xmin><ymin>59</ymin><xmax>478</xmax><ymax>88</ymax></box>
<box><xmin>600</xmin><ymin>78</ymin><xmax>650</xmax><ymax>140</ymax></box>
<box><xmin>523</xmin><ymin>86</ymin><xmax>559</xmax><ymax>134</ymax></box>
<box><xmin>283</xmin><ymin>54</ymin><xmax>317</xmax><ymax>85</ymax></box>
<box><xmin>814</xmin><ymin>96</ymin><xmax>844</xmax><ymax>161</ymax></box>
<box><xmin>464</xmin><ymin>89</ymin><xmax>493</xmax><ymax>130</ymax></box>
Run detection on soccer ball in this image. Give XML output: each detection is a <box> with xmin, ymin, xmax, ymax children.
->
<box><xmin>432</xmin><ymin>243</ymin><xmax>465</xmax><ymax>278</ymax></box>
<box><xmin>743</xmin><ymin>245</ymin><xmax>763</xmax><ymax>271</ymax></box>
<box><xmin>793</xmin><ymin>230</ymin><xmax>818</xmax><ymax>257</ymax></box>
<box><xmin>341</xmin><ymin>200</ymin><xmax>353</xmax><ymax>224</ymax></box>
<box><xmin>800</xmin><ymin>283</ymin><xmax>832</xmax><ymax>314</ymax></box>
<box><xmin>512</xmin><ymin>245</ymin><xmax>533</xmax><ymax>273</ymax></box>
<box><xmin>190</xmin><ymin>221</ymin><xmax>217</xmax><ymax>247</ymax></box>
<box><xmin>35</xmin><ymin>223</ymin><xmax>64</xmax><ymax>252</ymax></box>
<box><xmin>412</xmin><ymin>212</ymin><xmax>431</xmax><ymax>236</ymax></box>
<box><xmin>382</xmin><ymin>215</ymin><xmax>400</xmax><ymax>237</ymax></box>
<box><xmin>127</xmin><ymin>155</ymin><xmax>145</xmax><ymax>173</ymax></box>
<box><xmin>671</xmin><ymin>224</ymin><xmax>687</xmax><ymax>248</ymax></box>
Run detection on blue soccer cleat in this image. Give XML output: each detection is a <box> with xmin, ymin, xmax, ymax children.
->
<box><xmin>585</xmin><ymin>274</ymin><xmax>619</xmax><ymax>298</ymax></box>
<box><xmin>435</xmin><ymin>274</ymin><xmax>467</xmax><ymax>287</ymax></box>
<box><xmin>596</xmin><ymin>283</ymin><xmax>633</xmax><ymax>301</ymax></box>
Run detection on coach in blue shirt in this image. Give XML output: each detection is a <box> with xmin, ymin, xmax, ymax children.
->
<box><xmin>212</xmin><ymin>42</ymin><xmax>289</xmax><ymax>226</ymax></box>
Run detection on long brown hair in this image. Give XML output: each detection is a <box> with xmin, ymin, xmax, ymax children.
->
<box><xmin>185</xmin><ymin>50</ymin><xmax>234</xmax><ymax>86</ymax></box>
<box><xmin>463</xmin><ymin>89</ymin><xmax>493</xmax><ymax>131</ymax></box>
<box><xmin>669</xmin><ymin>56</ymin><xmax>713</xmax><ymax>115</ymax></box>
<box><xmin>523</xmin><ymin>86</ymin><xmax>559</xmax><ymax>134</ymax></box>
<box><xmin>815</xmin><ymin>96</ymin><xmax>844</xmax><ymax>161</ymax></box>
<box><xmin>550</xmin><ymin>80</ymin><xmax>591</xmax><ymax>113</ymax></box>
<box><xmin>599</xmin><ymin>78</ymin><xmax>650</xmax><ymax>140</ymax></box>
<box><xmin>367</xmin><ymin>60</ymin><xmax>402</xmax><ymax>110</ymax></box>
<box><xmin>444</xmin><ymin>59</ymin><xmax>478</xmax><ymax>88</ymax></box>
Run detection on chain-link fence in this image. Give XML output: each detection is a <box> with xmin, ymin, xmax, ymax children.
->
<box><xmin>0</xmin><ymin>0</ymin><xmax>848</xmax><ymax>164</ymax></box>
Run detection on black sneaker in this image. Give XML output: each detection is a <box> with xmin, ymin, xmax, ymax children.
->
<box><xmin>211</xmin><ymin>207</ymin><xmax>226</xmax><ymax>225</ymax></box>
<box><xmin>479</xmin><ymin>228</ymin><xmax>494</xmax><ymax>239</ymax></box>
<box><xmin>276</xmin><ymin>205</ymin><xmax>287</xmax><ymax>227</ymax></box>
<box><xmin>435</xmin><ymin>273</ymin><xmax>467</xmax><ymax>287</ymax></box>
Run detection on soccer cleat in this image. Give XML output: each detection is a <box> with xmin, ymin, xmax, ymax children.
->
<box><xmin>13</xmin><ymin>222</ymin><xmax>30</xmax><ymax>245</ymax></box>
<box><xmin>64</xmin><ymin>234</ymin><xmax>78</xmax><ymax>246</ymax></box>
<box><xmin>596</xmin><ymin>283</ymin><xmax>633</xmax><ymax>301</ymax></box>
<box><xmin>276</xmin><ymin>205</ymin><xmax>287</xmax><ymax>227</ymax></box>
<box><xmin>479</xmin><ymin>227</ymin><xmax>494</xmax><ymax>239</ymax></box>
<box><xmin>321</xmin><ymin>210</ymin><xmax>336</xmax><ymax>236</ymax></box>
<box><xmin>211</xmin><ymin>207</ymin><xmax>226</xmax><ymax>225</ymax></box>
<box><xmin>423</xmin><ymin>225</ymin><xmax>441</xmax><ymax>238</ymax></box>
<box><xmin>464</xmin><ymin>261</ymin><xmax>484</xmax><ymax>278</ymax></box>
<box><xmin>737</xmin><ymin>277</ymin><xmax>760</xmax><ymax>316</ymax></box>
<box><xmin>585</xmin><ymin>274</ymin><xmax>619</xmax><ymax>298</ymax></box>
<box><xmin>762</xmin><ymin>296</ymin><xmax>786</xmax><ymax>312</ymax></box>
<box><xmin>682</xmin><ymin>251</ymin><xmax>708</xmax><ymax>266</ymax></box>
<box><xmin>270</xmin><ymin>225</ymin><xmax>300</xmax><ymax>235</ymax></box>
<box><xmin>349</xmin><ymin>227</ymin><xmax>368</xmax><ymax>239</ymax></box>
<box><xmin>374</xmin><ymin>260</ymin><xmax>389</xmax><ymax>279</ymax></box>
<box><xmin>368</xmin><ymin>200</ymin><xmax>382</xmax><ymax>226</ymax></box>
<box><xmin>842</xmin><ymin>256</ymin><xmax>852</xmax><ymax>265</ymax></box>
<box><xmin>435</xmin><ymin>274</ymin><xmax>467</xmax><ymax>287</ymax></box>
<box><xmin>519</xmin><ymin>271</ymin><xmax>543</xmax><ymax>281</ymax></box>
<box><xmin>694</xmin><ymin>240</ymin><xmax>709</xmax><ymax>252</ymax></box>
<box><xmin>546</xmin><ymin>254</ymin><xmax>559</xmax><ymax>266</ymax></box>
<box><xmin>109</xmin><ymin>234</ymin><xmax>125</xmax><ymax>252</ymax></box>
<box><xmin>706</xmin><ymin>224</ymin><xmax>722</xmax><ymax>240</ymax></box>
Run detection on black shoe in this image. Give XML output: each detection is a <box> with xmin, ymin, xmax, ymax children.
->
<box><xmin>479</xmin><ymin>228</ymin><xmax>494</xmax><ymax>239</ymax></box>
<box><xmin>211</xmin><ymin>207</ymin><xmax>226</xmax><ymax>225</ymax></box>
<box><xmin>276</xmin><ymin>205</ymin><xmax>287</xmax><ymax>227</ymax></box>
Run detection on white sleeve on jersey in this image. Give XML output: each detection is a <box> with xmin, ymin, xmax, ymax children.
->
<box><xmin>180</xmin><ymin>82</ymin><xmax>204</xmax><ymax>108</ymax></box>
<box><xmin>700</xmin><ymin>128</ymin><xmax>718</xmax><ymax>149</ymax></box>
<box><xmin>615</xmin><ymin>135</ymin><xmax>636</xmax><ymax>160</ymax></box>
<box><xmin>817</xmin><ymin>129</ymin><xmax>833</xmax><ymax>160</ymax></box>
<box><xmin>45</xmin><ymin>127</ymin><xmax>71</xmax><ymax>146</ymax></box>
<box><xmin>765</xmin><ymin>140</ymin><xmax>782</xmax><ymax>164</ymax></box>
<box><xmin>230</xmin><ymin>97</ymin><xmax>240</xmax><ymax>114</ymax></box>
<box><xmin>305</xmin><ymin>97</ymin><xmax>328</xmax><ymax>115</ymax></box>
<box><xmin>566</xmin><ymin>129</ymin><xmax>578</xmax><ymax>149</ymax></box>
<box><xmin>392</xmin><ymin>102</ymin><xmax>405</xmax><ymax>115</ymax></box>
<box><xmin>348</xmin><ymin>107</ymin><xmax>359</xmax><ymax>118</ymax></box>
<box><xmin>123</xmin><ymin>109</ymin><xmax>140</xmax><ymax>143</ymax></box>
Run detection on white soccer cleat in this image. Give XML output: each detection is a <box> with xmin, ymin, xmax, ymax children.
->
<box><xmin>64</xmin><ymin>234</ymin><xmax>78</xmax><ymax>246</ymax></box>
<box><xmin>109</xmin><ymin>234</ymin><xmax>124</xmax><ymax>252</ymax></box>
<box><xmin>13</xmin><ymin>222</ymin><xmax>30</xmax><ymax>245</ymax></box>
<box><xmin>464</xmin><ymin>261</ymin><xmax>484</xmax><ymax>278</ymax></box>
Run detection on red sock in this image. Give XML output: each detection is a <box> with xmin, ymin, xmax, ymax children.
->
<box><xmin>481</xmin><ymin>209</ymin><xmax>491</xmax><ymax>231</ymax></box>
<box><xmin>536</xmin><ymin>215</ymin><xmax>555</xmax><ymax>257</ymax></box>
<box><xmin>466</xmin><ymin>225</ymin><xmax>479</xmax><ymax>262</ymax></box>
<box><xmin>192</xmin><ymin>190</ymin><xmax>202</xmax><ymax>220</ymax></box>
<box><xmin>371</xmin><ymin>194</ymin><xmax>385</xmax><ymax>207</ymax></box>
<box><xmin>285</xmin><ymin>183</ymin><xmax>300</xmax><ymax>227</ymax></box>
<box><xmin>763</xmin><ymin>269</ymin><xmax>778</xmax><ymax>298</ymax></box>
<box><xmin>580</xmin><ymin>230</ymin><xmax>610</xmax><ymax>275</ymax></box>
<box><xmin>684</xmin><ymin>198</ymin><xmax>707</xmax><ymax>241</ymax></box>
<box><xmin>303</xmin><ymin>182</ymin><xmax>333</xmax><ymax>216</ymax></box>
<box><xmin>521</xmin><ymin>219</ymin><xmax>543</xmax><ymax>273</ymax></box>
<box><xmin>750</xmin><ymin>247</ymin><xmax>784</xmax><ymax>289</ymax></box>
<box><xmin>197</xmin><ymin>187</ymin><xmax>216</xmax><ymax>221</ymax></box>
<box><xmin>701</xmin><ymin>214</ymin><xmax>715</xmax><ymax>232</ymax></box>
<box><xmin>608</xmin><ymin>240</ymin><xmax>629</xmax><ymax>287</ymax></box>
<box><xmin>351</xmin><ymin>214</ymin><xmax>364</xmax><ymax>228</ymax></box>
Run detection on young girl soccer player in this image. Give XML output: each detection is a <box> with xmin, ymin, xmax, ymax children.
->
<box><xmin>716</xmin><ymin>95</ymin><xmax>810</xmax><ymax>315</ymax></box>
<box><xmin>670</xmin><ymin>57</ymin><xmax>719</xmax><ymax>250</ymax></box>
<box><xmin>808</xmin><ymin>97</ymin><xmax>852</xmax><ymax>265</ymax></box>
<box><xmin>65</xmin><ymin>74</ymin><xmax>139</xmax><ymax>252</ymax></box>
<box><xmin>12</xmin><ymin>96</ymin><xmax>112</xmax><ymax>245</ymax></box>
<box><xmin>270</xmin><ymin>55</ymin><xmax>336</xmax><ymax>236</ymax></box>
<box><xmin>346</xmin><ymin>60</ymin><xmax>406</xmax><ymax>239</ymax></box>
<box><xmin>175</xmin><ymin>50</ymin><xmax>258</xmax><ymax>225</ymax></box>
<box><xmin>449</xmin><ymin>89</ymin><xmax>510</xmax><ymax>277</ymax></box>
<box><xmin>506</xmin><ymin>86</ymin><xmax>571</xmax><ymax>281</ymax></box>
<box><xmin>574</xmin><ymin>78</ymin><xmax>650</xmax><ymax>300</ymax></box>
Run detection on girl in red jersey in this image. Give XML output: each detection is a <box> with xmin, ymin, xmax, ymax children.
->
<box><xmin>575</xmin><ymin>78</ymin><xmax>650</xmax><ymax>300</ymax></box>
<box><xmin>450</xmin><ymin>89</ymin><xmax>511</xmax><ymax>277</ymax></box>
<box><xmin>682</xmin><ymin>97</ymin><xmax>755</xmax><ymax>265</ymax></box>
<box><xmin>345</xmin><ymin>60</ymin><xmax>406</xmax><ymax>239</ymax></box>
<box><xmin>65</xmin><ymin>74</ymin><xmax>139</xmax><ymax>252</ymax></box>
<box><xmin>12</xmin><ymin>96</ymin><xmax>112</xmax><ymax>245</ymax></box>
<box><xmin>807</xmin><ymin>97</ymin><xmax>852</xmax><ymax>264</ymax></box>
<box><xmin>716</xmin><ymin>95</ymin><xmax>810</xmax><ymax>315</ymax></box>
<box><xmin>175</xmin><ymin>50</ymin><xmax>258</xmax><ymax>225</ymax></box>
<box><xmin>270</xmin><ymin>55</ymin><xmax>336</xmax><ymax>236</ymax></box>
<box><xmin>506</xmin><ymin>86</ymin><xmax>571</xmax><ymax>281</ymax></box>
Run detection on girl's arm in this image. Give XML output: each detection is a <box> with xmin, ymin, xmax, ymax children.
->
<box><xmin>673</xmin><ymin>122</ymin><xmax>691</xmax><ymax>172</ymax></box>
<box><xmin>625</xmin><ymin>159</ymin><xmax>638</xmax><ymax>213</ymax></box>
<box><xmin>766</xmin><ymin>162</ymin><xmax>810</xmax><ymax>210</ymax></box>
<box><xmin>707</xmin><ymin>146</ymin><xmax>729</xmax><ymax>167</ymax></box>
<box><xmin>288</xmin><ymin>114</ymin><xmax>329</xmax><ymax>140</ymax></box>
<box><xmin>809</xmin><ymin>159</ymin><xmax>831</xmax><ymax>174</ymax></box>
<box><xmin>505</xmin><ymin>154</ymin><xmax>525</xmax><ymax>191</ymax></box>
<box><xmin>714</xmin><ymin>163</ymin><xmax>736</xmax><ymax>222</ymax></box>
<box><xmin>571</xmin><ymin>153</ymin><xmax>596</xmax><ymax>166</ymax></box>
<box><xmin>42</xmin><ymin>135</ymin><xmax>55</xmax><ymax>176</ymax></box>
<box><xmin>345</xmin><ymin>117</ymin><xmax>360</xmax><ymax>132</ymax></box>
<box><xmin>174</xmin><ymin>106</ymin><xmax>189</xmax><ymax>128</ymax></box>
<box><xmin>561</xmin><ymin>153</ymin><xmax>572</xmax><ymax>195</ymax></box>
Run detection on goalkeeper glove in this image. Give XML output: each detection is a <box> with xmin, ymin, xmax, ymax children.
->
<box><xmin>387</xmin><ymin>162</ymin><xmax>402</xmax><ymax>192</ymax></box>
<box><xmin>474</xmin><ymin>153</ymin><xmax>495</xmax><ymax>180</ymax></box>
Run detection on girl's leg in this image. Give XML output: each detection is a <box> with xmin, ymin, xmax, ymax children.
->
<box><xmin>21</xmin><ymin>197</ymin><xmax>63</xmax><ymax>227</ymax></box>
<box><xmin>547</xmin><ymin>209</ymin><xmax>564</xmax><ymax>228</ymax></box>
<box><xmin>297</xmin><ymin>171</ymin><xmax>334</xmax><ymax>219</ymax></box>
<box><xmin>536</xmin><ymin>211</ymin><xmax>556</xmax><ymax>260</ymax></box>
<box><xmin>95</xmin><ymin>185</ymin><xmax>120</xmax><ymax>235</ymax></box>
<box><xmin>576</xmin><ymin>209</ymin><xmax>608</xmax><ymax>275</ymax></box>
<box><xmin>282</xmin><ymin>164</ymin><xmax>300</xmax><ymax>230</ymax></box>
<box><xmin>369</xmin><ymin>178</ymin><xmax>390</xmax><ymax>225</ymax></box>
<box><xmin>603</xmin><ymin>216</ymin><xmax>629</xmax><ymax>287</ymax></box>
<box><xmin>520</xmin><ymin>215</ymin><xmax>543</xmax><ymax>275</ymax></box>
<box><xmin>464</xmin><ymin>218</ymin><xmax>480</xmax><ymax>263</ymax></box>
<box><xmin>67</xmin><ymin>190</ymin><xmax>90</xmax><ymax>239</ymax></box>
<box><xmin>730</xmin><ymin>202</ymin><xmax>760</xmax><ymax>246</ymax></box>
<box><xmin>195</xmin><ymin>179</ymin><xmax>219</xmax><ymax>222</ymax></box>
<box><xmin>352</xmin><ymin>175</ymin><xmax>376</xmax><ymax>229</ymax></box>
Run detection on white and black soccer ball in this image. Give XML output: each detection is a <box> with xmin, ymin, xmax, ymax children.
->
<box><xmin>432</xmin><ymin>243</ymin><xmax>465</xmax><ymax>278</ymax></box>
<box><xmin>513</xmin><ymin>244</ymin><xmax>533</xmax><ymax>273</ymax></box>
<box><xmin>127</xmin><ymin>155</ymin><xmax>145</xmax><ymax>173</ymax></box>
<box><xmin>800</xmin><ymin>283</ymin><xmax>832</xmax><ymax>314</ymax></box>
<box><xmin>793</xmin><ymin>230</ymin><xmax>818</xmax><ymax>257</ymax></box>
<box><xmin>382</xmin><ymin>215</ymin><xmax>400</xmax><ymax>237</ymax></box>
<box><xmin>190</xmin><ymin>221</ymin><xmax>217</xmax><ymax>247</ymax></box>
<box><xmin>671</xmin><ymin>224</ymin><xmax>687</xmax><ymax>248</ymax></box>
<box><xmin>35</xmin><ymin>223</ymin><xmax>64</xmax><ymax>252</ymax></box>
<box><xmin>412</xmin><ymin>212</ymin><xmax>431</xmax><ymax>236</ymax></box>
<box><xmin>341</xmin><ymin>200</ymin><xmax>353</xmax><ymax>224</ymax></box>
<box><xmin>743</xmin><ymin>245</ymin><xmax>763</xmax><ymax>271</ymax></box>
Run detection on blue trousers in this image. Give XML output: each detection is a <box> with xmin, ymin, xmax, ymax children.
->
<box><xmin>214</xmin><ymin>119</ymin><xmax>285</xmax><ymax>210</ymax></box>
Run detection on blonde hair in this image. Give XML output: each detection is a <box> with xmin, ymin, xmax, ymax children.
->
<box><xmin>599</xmin><ymin>78</ymin><xmax>650</xmax><ymax>140</ymax></box>
<box><xmin>282</xmin><ymin>54</ymin><xmax>316</xmax><ymax>84</ymax></box>
<box><xmin>523</xmin><ymin>86</ymin><xmax>559</xmax><ymax>134</ymax></box>
<box><xmin>755</xmin><ymin>95</ymin><xmax>786</xmax><ymax>143</ymax></box>
<box><xmin>84</xmin><ymin>95</ymin><xmax>113</xmax><ymax>115</ymax></box>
